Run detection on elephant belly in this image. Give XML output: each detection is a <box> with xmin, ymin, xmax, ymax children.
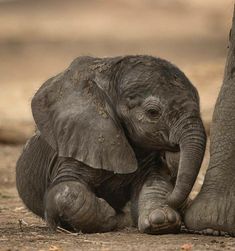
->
<box><xmin>94</xmin><ymin>165</ymin><xmax>155</xmax><ymax>212</ymax></box>
<box><xmin>94</xmin><ymin>173</ymin><xmax>134</xmax><ymax>212</ymax></box>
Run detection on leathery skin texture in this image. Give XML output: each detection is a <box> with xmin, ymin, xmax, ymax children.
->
<box><xmin>16</xmin><ymin>55</ymin><xmax>206</xmax><ymax>234</ymax></box>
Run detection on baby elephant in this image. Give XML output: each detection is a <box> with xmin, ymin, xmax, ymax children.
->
<box><xmin>16</xmin><ymin>55</ymin><xmax>206</xmax><ymax>234</ymax></box>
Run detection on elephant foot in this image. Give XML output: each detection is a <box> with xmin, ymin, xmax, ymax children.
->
<box><xmin>184</xmin><ymin>189</ymin><xmax>235</xmax><ymax>236</ymax></box>
<box><xmin>138</xmin><ymin>206</ymin><xmax>181</xmax><ymax>234</ymax></box>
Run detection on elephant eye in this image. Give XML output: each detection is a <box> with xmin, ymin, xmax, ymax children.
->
<box><xmin>146</xmin><ymin>108</ymin><xmax>161</xmax><ymax>119</ymax></box>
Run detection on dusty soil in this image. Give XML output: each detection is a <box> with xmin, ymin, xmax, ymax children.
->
<box><xmin>1</xmin><ymin>0</ymin><xmax>235</xmax><ymax>250</ymax></box>
<box><xmin>0</xmin><ymin>144</ymin><xmax>235</xmax><ymax>251</ymax></box>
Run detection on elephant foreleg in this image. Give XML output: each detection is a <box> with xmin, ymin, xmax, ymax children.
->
<box><xmin>131</xmin><ymin>168</ymin><xmax>181</xmax><ymax>234</ymax></box>
<box><xmin>45</xmin><ymin>181</ymin><xmax>121</xmax><ymax>233</ymax></box>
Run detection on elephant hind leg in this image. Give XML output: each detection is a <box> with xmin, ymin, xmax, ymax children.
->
<box><xmin>45</xmin><ymin>181</ymin><xmax>123</xmax><ymax>233</ymax></box>
<box><xmin>16</xmin><ymin>134</ymin><xmax>55</xmax><ymax>218</ymax></box>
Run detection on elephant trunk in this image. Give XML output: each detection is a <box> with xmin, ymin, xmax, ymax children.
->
<box><xmin>167</xmin><ymin>116</ymin><xmax>206</xmax><ymax>209</ymax></box>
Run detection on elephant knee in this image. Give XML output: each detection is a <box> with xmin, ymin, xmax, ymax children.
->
<box><xmin>44</xmin><ymin>181</ymin><xmax>118</xmax><ymax>233</ymax></box>
<box><xmin>45</xmin><ymin>181</ymin><xmax>88</xmax><ymax>230</ymax></box>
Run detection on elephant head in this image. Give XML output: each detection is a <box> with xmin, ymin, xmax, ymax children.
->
<box><xmin>31</xmin><ymin>55</ymin><xmax>206</xmax><ymax>209</ymax></box>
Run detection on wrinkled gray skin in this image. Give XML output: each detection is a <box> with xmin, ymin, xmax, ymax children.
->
<box><xmin>16</xmin><ymin>56</ymin><xmax>206</xmax><ymax>234</ymax></box>
<box><xmin>184</xmin><ymin>13</ymin><xmax>235</xmax><ymax>236</ymax></box>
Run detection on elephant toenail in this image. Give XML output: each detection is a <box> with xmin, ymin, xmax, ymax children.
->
<box><xmin>139</xmin><ymin>217</ymin><xmax>151</xmax><ymax>232</ymax></box>
<box><xmin>149</xmin><ymin>210</ymin><xmax>165</xmax><ymax>225</ymax></box>
<box><xmin>167</xmin><ymin>210</ymin><xmax>177</xmax><ymax>223</ymax></box>
<box><xmin>143</xmin><ymin>218</ymin><xmax>150</xmax><ymax>228</ymax></box>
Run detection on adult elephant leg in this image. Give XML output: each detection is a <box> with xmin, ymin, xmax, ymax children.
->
<box><xmin>184</xmin><ymin>7</ymin><xmax>235</xmax><ymax>236</ymax></box>
<box><xmin>45</xmin><ymin>181</ymin><xmax>121</xmax><ymax>233</ymax></box>
<box><xmin>131</xmin><ymin>167</ymin><xmax>181</xmax><ymax>234</ymax></box>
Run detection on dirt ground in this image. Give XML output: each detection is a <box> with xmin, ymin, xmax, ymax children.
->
<box><xmin>0</xmin><ymin>144</ymin><xmax>234</xmax><ymax>251</ymax></box>
<box><xmin>1</xmin><ymin>0</ymin><xmax>235</xmax><ymax>250</ymax></box>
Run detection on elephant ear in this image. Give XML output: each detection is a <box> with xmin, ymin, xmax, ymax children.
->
<box><xmin>31</xmin><ymin>57</ymin><xmax>137</xmax><ymax>174</ymax></box>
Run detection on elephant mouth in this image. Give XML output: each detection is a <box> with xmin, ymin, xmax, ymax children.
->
<box><xmin>153</xmin><ymin>131</ymin><xmax>179</xmax><ymax>152</ymax></box>
<box><xmin>161</xmin><ymin>143</ymin><xmax>179</xmax><ymax>152</ymax></box>
<box><xmin>148</xmin><ymin>141</ymin><xmax>179</xmax><ymax>152</ymax></box>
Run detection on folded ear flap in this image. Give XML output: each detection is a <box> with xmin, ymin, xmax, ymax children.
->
<box><xmin>31</xmin><ymin>58</ymin><xmax>138</xmax><ymax>174</ymax></box>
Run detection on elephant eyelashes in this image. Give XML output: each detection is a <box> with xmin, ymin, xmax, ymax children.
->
<box><xmin>146</xmin><ymin>107</ymin><xmax>161</xmax><ymax>119</ymax></box>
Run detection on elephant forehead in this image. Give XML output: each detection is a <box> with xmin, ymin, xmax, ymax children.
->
<box><xmin>119</xmin><ymin>73</ymin><xmax>192</xmax><ymax>100</ymax></box>
<box><xmin>167</xmin><ymin>96</ymin><xmax>198</xmax><ymax>110</ymax></box>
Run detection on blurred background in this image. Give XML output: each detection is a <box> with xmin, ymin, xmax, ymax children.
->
<box><xmin>0</xmin><ymin>2</ymin><xmax>235</xmax><ymax>249</ymax></box>
<box><xmin>0</xmin><ymin>0</ymin><xmax>233</xmax><ymax>142</ymax></box>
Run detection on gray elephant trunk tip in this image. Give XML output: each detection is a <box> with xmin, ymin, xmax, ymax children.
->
<box><xmin>166</xmin><ymin>189</ymin><xmax>183</xmax><ymax>209</ymax></box>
